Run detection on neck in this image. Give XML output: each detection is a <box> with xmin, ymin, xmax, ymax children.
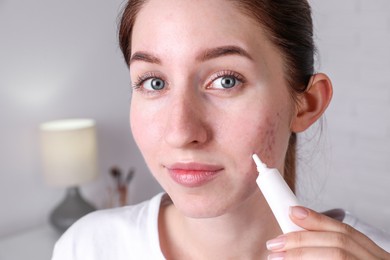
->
<box><xmin>159</xmin><ymin>191</ymin><xmax>281</xmax><ymax>259</ymax></box>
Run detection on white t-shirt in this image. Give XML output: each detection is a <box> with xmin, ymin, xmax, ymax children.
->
<box><xmin>51</xmin><ymin>193</ymin><xmax>390</xmax><ymax>260</ymax></box>
<box><xmin>52</xmin><ymin>193</ymin><xmax>166</xmax><ymax>260</ymax></box>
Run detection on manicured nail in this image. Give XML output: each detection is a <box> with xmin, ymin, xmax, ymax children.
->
<box><xmin>290</xmin><ymin>206</ymin><xmax>308</xmax><ymax>219</ymax></box>
<box><xmin>266</xmin><ymin>236</ymin><xmax>286</xmax><ymax>250</ymax></box>
<box><xmin>268</xmin><ymin>252</ymin><xmax>285</xmax><ymax>260</ymax></box>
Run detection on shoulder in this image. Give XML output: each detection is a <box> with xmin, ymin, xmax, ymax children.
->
<box><xmin>51</xmin><ymin>192</ymin><xmax>166</xmax><ymax>260</ymax></box>
<box><xmin>323</xmin><ymin>208</ymin><xmax>390</xmax><ymax>252</ymax></box>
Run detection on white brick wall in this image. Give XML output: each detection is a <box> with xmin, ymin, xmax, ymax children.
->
<box><xmin>298</xmin><ymin>0</ymin><xmax>390</xmax><ymax>232</ymax></box>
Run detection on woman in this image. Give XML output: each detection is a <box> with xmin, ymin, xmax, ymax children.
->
<box><xmin>52</xmin><ymin>0</ymin><xmax>390</xmax><ymax>259</ymax></box>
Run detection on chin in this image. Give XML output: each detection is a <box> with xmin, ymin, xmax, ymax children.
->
<box><xmin>168</xmin><ymin>190</ymin><xmax>233</xmax><ymax>219</ymax></box>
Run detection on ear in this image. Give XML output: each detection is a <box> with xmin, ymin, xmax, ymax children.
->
<box><xmin>290</xmin><ymin>73</ymin><xmax>333</xmax><ymax>133</ymax></box>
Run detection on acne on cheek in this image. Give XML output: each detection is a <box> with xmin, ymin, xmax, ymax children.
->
<box><xmin>256</xmin><ymin>116</ymin><xmax>280</xmax><ymax>167</ymax></box>
<box><xmin>263</xmin><ymin>125</ymin><xmax>276</xmax><ymax>160</ymax></box>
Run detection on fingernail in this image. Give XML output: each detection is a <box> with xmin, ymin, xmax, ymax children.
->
<box><xmin>268</xmin><ymin>252</ymin><xmax>285</xmax><ymax>260</ymax></box>
<box><xmin>290</xmin><ymin>206</ymin><xmax>309</xmax><ymax>219</ymax></box>
<box><xmin>266</xmin><ymin>236</ymin><xmax>286</xmax><ymax>250</ymax></box>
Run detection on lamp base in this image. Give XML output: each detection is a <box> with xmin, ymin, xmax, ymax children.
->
<box><xmin>50</xmin><ymin>186</ymin><xmax>96</xmax><ymax>233</ymax></box>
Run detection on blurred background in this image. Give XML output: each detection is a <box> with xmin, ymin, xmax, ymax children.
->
<box><xmin>0</xmin><ymin>0</ymin><xmax>389</xmax><ymax>250</ymax></box>
<box><xmin>0</xmin><ymin>0</ymin><xmax>163</xmax><ymax>240</ymax></box>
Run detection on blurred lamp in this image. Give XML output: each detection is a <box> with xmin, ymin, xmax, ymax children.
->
<box><xmin>40</xmin><ymin>119</ymin><xmax>98</xmax><ymax>232</ymax></box>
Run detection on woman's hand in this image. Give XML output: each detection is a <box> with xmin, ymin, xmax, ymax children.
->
<box><xmin>266</xmin><ymin>206</ymin><xmax>390</xmax><ymax>259</ymax></box>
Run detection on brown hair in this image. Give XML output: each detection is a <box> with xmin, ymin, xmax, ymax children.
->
<box><xmin>118</xmin><ymin>0</ymin><xmax>315</xmax><ymax>192</ymax></box>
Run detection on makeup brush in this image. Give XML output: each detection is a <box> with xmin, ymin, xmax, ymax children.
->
<box><xmin>110</xmin><ymin>166</ymin><xmax>122</xmax><ymax>189</ymax></box>
<box><xmin>126</xmin><ymin>168</ymin><xmax>135</xmax><ymax>185</ymax></box>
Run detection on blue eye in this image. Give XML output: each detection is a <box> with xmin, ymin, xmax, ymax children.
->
<box><xmin>143</xmin><ymin>78</ymin><xmax>165</xmax><ymax>90</ymax></box>
<box><xmin>133</xmin><ymin>76</ymin><xmax>165</xmax><ymax>91</ymax></box>
<box><xmin>208</xmin><ymin>74</ymin><xmax>243</xmax><ymax>90</ymax></box>
<box><xmin>219</xmin><ymin>76</ymin><xmax>236</xmax><ymax>89</ymax></box>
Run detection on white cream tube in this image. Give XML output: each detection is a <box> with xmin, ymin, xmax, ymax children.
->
<box><xmin>252</xmin><ymin>154</ymin><xmax>304</xmax><ymax>234</ymax></box>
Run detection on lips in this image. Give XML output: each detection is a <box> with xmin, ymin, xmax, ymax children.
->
<box><xmin>165</xmin><ymin>162</ymin><xmax>223</xmax><ymax>187</ymax></box>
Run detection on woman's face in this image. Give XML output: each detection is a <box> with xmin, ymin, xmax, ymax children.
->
<box><xmin>130</xmin><ymin>0</ymin><xmax>297</xmax><ymax>217</ymax></box>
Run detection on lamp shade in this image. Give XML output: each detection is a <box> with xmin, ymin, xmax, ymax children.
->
<box><xmin>40</xmin><ymin>119</ymin><xmax>98</xmax><ymax>187</ymax></box>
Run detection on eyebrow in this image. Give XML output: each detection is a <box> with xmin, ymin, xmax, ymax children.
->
<box><xmin>129</xmin><ymin>52</ymin><xmax>161</xmax><ymax>65</ymax></box>
<box><xmin>129</xmin><ymin>45</ymin><xmax>253</xmax><ymax>65</ymax></box>
<box><xmin>197</xmin><ymin>45</ymin><xmax>253</xmax><ymax>62</ymax></box>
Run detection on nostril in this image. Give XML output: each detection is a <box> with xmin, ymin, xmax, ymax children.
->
<box><xmin>163</xmin><ymin>94</ymin><xmax>210</xmax><ymax>147</ymax></box>
<box><xmin>163</xmin><ymin>116</ymin><xmax>209</xmax><ymax>148</ymax></box>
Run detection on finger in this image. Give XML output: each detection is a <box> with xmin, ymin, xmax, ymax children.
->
<box><xmin>266</xmin><ymin>231</ymin><xmax>378</xmax><ymax>260</ymax></box>
<box><xmin>268</xmin><ymin>247</ymin><xmax>359</xmax><ymax>260</ymax></box>
<box><xmin>289</xmin><ymin>206</ymin><xmax>389</xmax><ymax>259</ymax></box>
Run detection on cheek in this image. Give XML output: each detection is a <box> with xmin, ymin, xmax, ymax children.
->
<box><xmin>130</xmin><ymin>101</ymin><xmax>159</xmax><ymax>154</ymax></box>
<box><xmin>261</xmin><ymin>116</ymin><xmax>279</xmax><ymax>162</ymax></box>
<box><xmin>260</xmin><ymin>111</ymin><xmax>292</xmax><ymax>168</ymax></box>
<box><xmin>223</xmin><ymin>108</ymin><xmax>291</xmax><ymax>170</ymax></box>
<box><xmin>130</xmin><ymin>100</ymin><xmax>168</xmax><ymax>179</ymax></box>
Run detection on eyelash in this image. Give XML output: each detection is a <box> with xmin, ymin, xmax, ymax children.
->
<box><xmin>131</xmin><ymin>72</ymin><xmax>164</xmax><ymax>90</ymax></box>
<box><xmin>131</xmin><ymin>70</ymin><xmax>246</xmax><ymax>94</ymax></box>
<box><xmin>206</xmin><ymin>70</ymin><xmax>246</xmax><ymax>89</ymax></box>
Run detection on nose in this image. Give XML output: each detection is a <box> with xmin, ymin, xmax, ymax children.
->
<box><xmin>163</xmin><ymin>91</ymin><xmax>209</xmax><ymax>148</ymax></box>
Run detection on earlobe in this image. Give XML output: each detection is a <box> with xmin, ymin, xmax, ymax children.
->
<box><xmin>290</xmin><ymin>73</ymin><xmax>333</xmax><ymax>133</ymax></box>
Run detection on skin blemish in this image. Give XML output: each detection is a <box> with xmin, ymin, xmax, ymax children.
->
<box><xmin>259</xmin><ymin>116</ymin><xmax>279</xmax><ymax>166</ymax></box>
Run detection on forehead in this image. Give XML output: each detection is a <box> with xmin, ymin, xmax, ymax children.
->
<box><xmin>134</xmin><ymin>0</ymin><xmax>247</xmax><ymax>30</ymax></box>
<box><xmin>131</xmin><ymin>0</ymin><xmax>273</xmax><ymax>58</ymax></box>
